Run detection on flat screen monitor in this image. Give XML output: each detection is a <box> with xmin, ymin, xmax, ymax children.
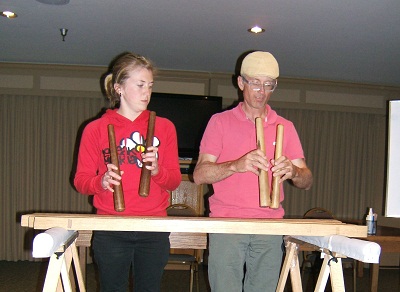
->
<box><xmin>148</xmin><ymin>92</ymin><xmax>223</xmax><ymax>160</ymax></box>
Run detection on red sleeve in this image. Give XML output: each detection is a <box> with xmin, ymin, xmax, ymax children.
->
<box><xmin>151</xmin><ymin>118</ymin><xmax>181</xmax><ymax>191</ymax></box>
<box><xmin>74</xmin><ymin>122</ymin><xmax>107</xmax><ymax>195</ymax></box>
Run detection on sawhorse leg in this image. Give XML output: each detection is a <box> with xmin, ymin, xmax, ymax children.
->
<box><xmin>315</xmin><ymin>253</ymin><xmax>345</xmax><ymax>292</ymax></box>
<box><xmin>42</xmin><ymin>241</ymin><xmax>86</xmax><ymax>292</ymax></box>
<box><xmin>276</xmin><ymin>241</ymin><xmax>303</xmax><ymax>292</ymax></box>
<box><xmin>278</xmin><ymin>238</ymin><xmax>347</xmax><ymax>292</ymax></box>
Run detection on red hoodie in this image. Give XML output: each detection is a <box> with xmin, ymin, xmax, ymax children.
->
<box><xmin>74</xmin><ymin>109</ymin><xmax>181</xmax><ymax>216</ymax></box>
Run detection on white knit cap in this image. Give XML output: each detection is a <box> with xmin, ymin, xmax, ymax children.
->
<box><xmin>240</xmin><ymin>51</ymin><xmax>279</xmax><ymax>79</ymax></box>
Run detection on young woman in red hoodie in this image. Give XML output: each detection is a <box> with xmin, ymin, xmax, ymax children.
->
<box><xmin>74</xmin><ymin>52</ymin><xmax>181</xmax><ymax>291</ymax></box>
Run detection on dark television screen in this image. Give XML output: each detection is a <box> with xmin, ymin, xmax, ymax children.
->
<box><xmin>148</xmin><ymin>92</ymin><xmax>222</xmax><ymax>160</ymax></box>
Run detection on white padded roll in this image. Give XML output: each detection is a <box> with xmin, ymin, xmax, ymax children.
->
<box><xmin>293</xmin><ymin>235</ymin><xmax>381</xmax><ymax>263</ymax></box>
<box><xmin>32</xmin><ymin>227</ymin><xmax>77</xmax><ymax>258</ymax></box>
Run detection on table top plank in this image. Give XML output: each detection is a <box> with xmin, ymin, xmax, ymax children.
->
<box><xmin>21</xmin><ymin>213</ymin><xmax>367</xmax><ymax>238</ymax></box>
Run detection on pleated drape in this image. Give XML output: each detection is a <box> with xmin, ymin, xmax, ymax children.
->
<box><xmin>279</xmin><ymin>108</ymin><xmax>386</xmax><ymax>219</ymax></box>
<box><xmin>1</xmin><ymin>94</ymin><xmax>106</xmax><ymax>260</ymax></box>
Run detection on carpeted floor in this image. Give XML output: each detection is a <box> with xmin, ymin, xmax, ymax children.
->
<box><xmin>0</xmin><ymin>260</ymin><xmax>398</xmax><ymax>291</ymax></box>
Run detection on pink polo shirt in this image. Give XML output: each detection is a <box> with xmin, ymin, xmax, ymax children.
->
<box><xmin>199</xmin><ymin>103</ymin><xmax>305</xmax><ymax>219</ymax></box>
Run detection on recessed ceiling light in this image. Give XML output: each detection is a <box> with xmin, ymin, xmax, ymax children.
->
<box><xmin>1</xmin><ymin>11</ymin><xmax>18</xmax><ymax>18</ymax></box>
<box><xmin>248</xmin><ymin>26</ymin><xmax>265</xmax><ymax>34</ymax></box>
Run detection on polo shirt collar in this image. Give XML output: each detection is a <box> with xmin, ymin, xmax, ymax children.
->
<box><xmin>233</xmin><ymin>102</ymin><xmax>278</xmax><ymax>124</ymax></box>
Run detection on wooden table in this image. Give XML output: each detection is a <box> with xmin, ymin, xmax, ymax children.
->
<box><xmin>21</xmin><ymin>213</ymin><xmax>367</xmax><ymax>291</ymax></box>
<box><xmin>356</xmin><ymin>225</ymin><xmax>400</xmax><ymax>292</ymax></box>
<box><xmin>21</xmin><ymin>213</ymin><xmax>367</xmax><ymax>237</ymax></box>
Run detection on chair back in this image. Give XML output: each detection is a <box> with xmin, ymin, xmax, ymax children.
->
<box><xmin>167</xmin><ymin>204</ymin><xmax>198</xmax><ymax>217</ymax></box>
<box><xmin>169</xmin><ymin>178</ymin><xmax>204</xmax><ymax>215</ymax></box>
<box><xmin>303</xmin><ymin>207</ymin><xmax>336</xmax><ymax>219</ymax></box>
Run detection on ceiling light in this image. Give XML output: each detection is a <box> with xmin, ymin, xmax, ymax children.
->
<box><xmin>60</xmin><ymin>28</ymin><xmax>68</xmax><ymax>41</ymax></box>
<box><xmin>248</xmin><ymin>26</ymin><xmax>265</xmax><ymax>34</ymax></box>
<box><xmin>1</xmin><ymin>11</ymin><xmax>18</xmax><ymax>18</ymax></box>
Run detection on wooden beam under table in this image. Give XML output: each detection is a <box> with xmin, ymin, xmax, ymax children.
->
<box><xmin>21</xmin><ymin>213</ymin><xmax>367</xmax><ymax>238</ymax></box>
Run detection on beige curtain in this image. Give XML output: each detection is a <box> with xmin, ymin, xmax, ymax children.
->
<box><xmin>278</xmin><ymin>108</ymin><xmax>386</xmax><ymax>219</ymax></box>
<box><xmin>1</xmin><ymin>94</ymin><xmax>106</xmax><ymax>260</ymax></box>
<box><xmin>0</xmin><ymin>95</ymin><xmax>387</xmax><ymax>261</ymax></box>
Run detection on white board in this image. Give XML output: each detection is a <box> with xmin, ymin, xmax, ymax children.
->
<box><xmin>385</xmin><ymin>100</ymin><xmax>400</xmax><ymax>217</ymax></box>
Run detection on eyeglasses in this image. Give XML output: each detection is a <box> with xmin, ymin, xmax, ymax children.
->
<box><xmin>241</xmin><ymin>76</ymin><xmax>277</xmax><ymax>92</ymax></box>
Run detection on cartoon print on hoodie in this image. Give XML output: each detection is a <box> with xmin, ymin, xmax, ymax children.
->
<box><xmin>102</xmin><ymin>131</ymin><xmax>160</xmax><ymax>168</ymax></box>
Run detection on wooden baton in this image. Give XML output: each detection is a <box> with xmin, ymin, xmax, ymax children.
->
<box><xmin>255</xmin><ymin>117</ymin><xmax>270</xmax><ymax>207</ymax></box>
<box><xmin>271</xmin><ymin>124</ymin><xmax>284</xmax><ymax>209</ymax></box>
<box><xmin>138</xmin><ymin>111</ymin><xmax>156</xmax><ymax>197</ymax></box>
<box><xmin>107</xmin><ymin>124</ymin><xmax>125</xmax><ymax>212</ymax></box>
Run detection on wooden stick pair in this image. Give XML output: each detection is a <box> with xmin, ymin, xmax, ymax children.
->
<box><xmin>255</xmin><ymin>119</ymin><xmax>284</xmax><ymax>209</ymax></box>
<box><xmin>107</xmin><ymin>111</ymin><xmax>156</xmax><ymax>212</ymax></box>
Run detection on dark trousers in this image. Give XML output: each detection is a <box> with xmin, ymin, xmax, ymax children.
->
<box><xmin>92</xmin><ymin>230</ymin><xmax>170</xmax><ymax>292</ymax></box>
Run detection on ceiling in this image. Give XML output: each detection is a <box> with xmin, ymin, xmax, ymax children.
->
<box><xmin>1</xmin><ymin>0</ymin><xmax>400</xmax><ymax>87</ymax></box>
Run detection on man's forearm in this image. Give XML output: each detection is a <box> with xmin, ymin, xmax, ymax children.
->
<box><xmin>193</xmin><ymin>161</ymin><xmax>236</xmax><ymax>185</ymax></box>
<box><xmin>291</xmin><ymin>166</ymin><xmax>313</xmax><ymax>190</ymax></box>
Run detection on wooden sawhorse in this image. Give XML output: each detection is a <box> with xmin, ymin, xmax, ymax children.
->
<box><xmin>38</xmin><ymin>231</ymin><xmax>86</xmax><ymax>292</ymax></box>
<box><xmin>277</xmin><ymin>236</ymin><xmax>348</xmax><ymax>292</ymax></box>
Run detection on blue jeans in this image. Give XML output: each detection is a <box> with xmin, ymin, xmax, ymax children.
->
<box><xmin>92</xmin><ymin>231</ymin><xmax>170</xmax><ymax>292</ymax></box>
<box><xmin>208</xmin><ymin>233</ymin><xmax>283</xmax><ymax>292</ymax></box>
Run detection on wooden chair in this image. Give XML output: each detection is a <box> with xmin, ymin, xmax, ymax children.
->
<box><xmin>166</xmin><ymin>204</ymin><xmax>200</xmax><ymax>292</ymax></box>
<box><xmin>169</xmin><ymin>175</ymin><xmax>204</xmax><ymax>216</ymax></box>
<box><xmin>303</xmin><ymin>207</ymin><xmax>335</xmax><ymax>220</ymax></box>
<box><xmin>165</xmin><ymin>176</ymin><xmax>204</xmax><ymax>292</ymax></box>
<box><xmin>301</xmin><ymin>207</ymin><xmax>357</xmax><ymax>291</ymax></box>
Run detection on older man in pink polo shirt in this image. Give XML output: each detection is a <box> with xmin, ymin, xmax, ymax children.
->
<box><xmin>194</xmin><ymin>51</ymin><xmax>313</xmax><ymax>292</ymax></box>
